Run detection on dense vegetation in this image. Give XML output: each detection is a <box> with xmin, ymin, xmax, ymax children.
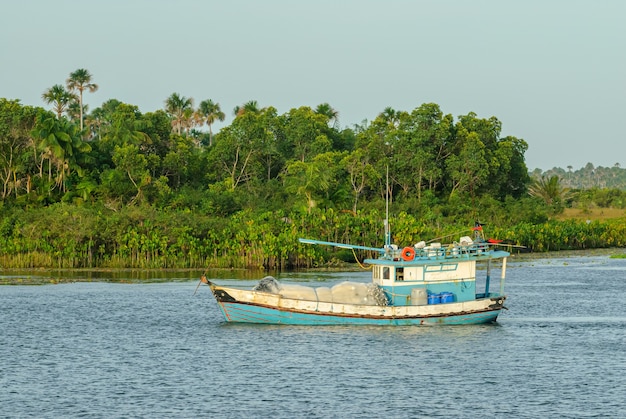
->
<box><xmin>1</xmin><ymin>69</ymin><xmax>625</xmax><ymax>270</ymax></box>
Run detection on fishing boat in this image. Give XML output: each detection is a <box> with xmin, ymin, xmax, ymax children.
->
<box><xmin>201</xmin><ymin>223</ymin><xmax>510</xmax><ymax>326</ymax></box>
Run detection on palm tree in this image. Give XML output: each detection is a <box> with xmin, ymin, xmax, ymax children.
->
<box><xmin>233</xmin><ymin>100</ymin><xmax>260</xmax><ymax>117</ymax></box>
<box><xmin>197</xmin><ymin>99</ymin><xmax>225</xmax><ymax>146</ymax></box>
<box><xmin>67</xmin><ymin>101</ymin><xmax>87</xmax><ymax>124</ymax></box>
<box><xmin>66</xmin><ymin>68</ymin><xmax>98</xmax><ymax>131</ymax></box>
<box><xmin>315</xmin><ymin>103</ymin><xmax>339</xmax><ymax>127</ymax></box>
<box><xmin>378</xmin><ymin>107</ymin><xmax>401</xmax><ymax>128</ymax></box>
<box><xmin>41</xmin><ymin>84</ymin><xmax>75</xmax><ymax>119</ymax></box>
<box><xmin>164</xmin><ymin>93</ymin><xmax>194</xmax><ymax>135</ymax></box>
<box><xmin>31</xmin><ymin>115</ymin><xmax>89</xmax><ymax>193</ymax></box>
<box><xmin>528</xmin><ymin>175</ymin><xmax>570</xmax><ymax>213</ymax></box>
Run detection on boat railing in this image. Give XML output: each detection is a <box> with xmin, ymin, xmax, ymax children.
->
<box><xmin>389</xmin><ymin>241</ymin><xmax>492</xmax><ymax>262</ymax></box>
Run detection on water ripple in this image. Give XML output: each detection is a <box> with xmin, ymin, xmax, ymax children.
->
<box><xmin>1</xmin><ymin>259</ymin><xmax>625</xmax><ymax>418</ymax></box>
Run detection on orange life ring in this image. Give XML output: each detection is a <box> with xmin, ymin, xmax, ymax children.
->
<box><xmin>401</xmin><ymin>246</ymin><xmax>415</xmax><ymax>261</ymax></box>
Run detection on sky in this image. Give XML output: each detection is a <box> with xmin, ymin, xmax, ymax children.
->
<box><xmin>1</xmin><ymin>0</ymin><xmax>624</xmax><ymax>171</ymax></box>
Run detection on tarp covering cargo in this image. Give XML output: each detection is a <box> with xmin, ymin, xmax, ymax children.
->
<box><xmin>252</xmin><ymin>276</ymin><xmax>387</xmax><ymax>306</ymax></box>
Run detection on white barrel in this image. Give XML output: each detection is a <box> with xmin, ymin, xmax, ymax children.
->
<box><xmin>411</xmin><ymin>288</ymin><xmax>428</xmax><ymax>306</ymax></box>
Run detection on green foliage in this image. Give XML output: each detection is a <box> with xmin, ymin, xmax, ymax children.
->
<box><xmin>0</xmin><ymin>99</ymin><xmax>43</xmax><ymax>199</ymax></box>
<box><xmin>1</xmin><ymin>201</ymin><xmax>625</xmax><ymax>269</ymax></box>
<box><xmin>31</xmin><ymin>114</ymin><xmax>91</xmax><ymax>194</ymax></box>
<box><xmin>570</xmin><ymin>188</ymin><xmax>626</xmax><ymax>209</ymax></box>
<box><xmin>281</xmin><ymin>106</ymin><xmax>332</xmax><ymax>162</ymax></box>
<box><xmin>495</xmin><ymin>219</ymin><xmax>626</xmax><ymax>252</ymax></box>
<box><xmin>528</xmin><ymin>175</ymin><xmax>570</xmax><ymax>215</ymax></box>
<box><xmin>4</xmin><ymin>91</ymin><xmax>626</xmax><ymax>270</ymax></box>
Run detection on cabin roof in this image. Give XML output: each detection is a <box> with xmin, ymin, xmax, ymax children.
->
<box><xmin>365</xmin><ymin>249</ymin><xmax>510</xmax><ymax>267</ymax></box>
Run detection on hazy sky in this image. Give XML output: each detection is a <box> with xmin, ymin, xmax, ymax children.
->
<box><xmin>2</xmin><ymin>0</ymin><xmax>624</xmax><ymax>170</ymax></box>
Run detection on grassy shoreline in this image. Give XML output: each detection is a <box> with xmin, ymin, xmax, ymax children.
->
<box><xmin>3</xmin><ymin>247</ymin><xmax>624</xmax><ymax>286</ymax></box>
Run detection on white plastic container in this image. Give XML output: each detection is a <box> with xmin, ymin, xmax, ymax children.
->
<box><xmin>411</xmin><ymin>288</ymin><xmax>428</xmax><ymax>306</ymax></box>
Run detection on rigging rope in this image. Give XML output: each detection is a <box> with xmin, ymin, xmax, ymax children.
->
<box><xmin>352</xmin><ymin>248</ymin><xmax>371</xmax><ymax>270</ymax></box>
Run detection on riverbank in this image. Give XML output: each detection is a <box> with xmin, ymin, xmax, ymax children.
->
<box><xmin>3</xmin><ymin>247</ymin><xmax>625</xmax><ymax>285</ymax></box>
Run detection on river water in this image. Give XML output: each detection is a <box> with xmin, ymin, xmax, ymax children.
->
<box><xmin>1</xmin><ymin>254</ymin><xmax>625</xmax><ymax>418</ymax></box>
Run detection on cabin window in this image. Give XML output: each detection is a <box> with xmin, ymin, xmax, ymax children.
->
<box><xmin>425</xmin><ymin>264</ymin><xmax>458</xmax><ymax>272</ymax></box>
<box><xmin>396</xmin><ymin>268</ymin><xmax>404</xmax><ymax>281</ymax></box>
<box><xmin>383</xmin><ymin>267</ymin><xmax>390</xmax><ymax>280</ymax></box>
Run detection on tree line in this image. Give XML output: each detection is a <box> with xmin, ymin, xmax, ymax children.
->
<box><xmin>1</xmin><ymin>68</ymin><xmax>624</xmax><ymax>269</ymax></box>
<box><xmin>1</xmin><ymin>69</ymin><xmax>530</xmax><ymax>211</ymax></box>
<box><xmin>533</xmin><ymin>164</ymin><xmax>626</xmax><ymax>191</ymax></box>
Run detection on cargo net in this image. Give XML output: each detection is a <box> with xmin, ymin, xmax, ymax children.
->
<box><xmin>253</xmin><ymin>276</ymin><xmax>388</xmax><ymax>306</ymax></box>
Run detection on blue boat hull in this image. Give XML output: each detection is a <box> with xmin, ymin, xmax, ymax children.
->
<box><xmin>214</xmin><ymin>300</ymin><xmax>502</xmax><ymax>326</ymax></box>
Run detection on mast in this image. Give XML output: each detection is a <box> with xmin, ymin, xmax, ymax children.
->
<box><xmin>385</xmin><ymin>165</ymin><xmax>390</xmax><ymax>246</ymax></box>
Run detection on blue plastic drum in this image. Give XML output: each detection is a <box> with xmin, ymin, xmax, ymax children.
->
<box><xmin>427</xmin><ymin>293</ymin><xmax>441</xmax><ymax>304</ymax></box>
<box><xmin>440</xmin><ymin>292</ymin><xmax>455</xmax><ymax>303</ymax></box>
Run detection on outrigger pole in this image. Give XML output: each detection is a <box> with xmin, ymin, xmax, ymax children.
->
<box><xmin>298</xmin><ymin>238</ymin><xmax>385</xmax><ymax>253</ymax></box>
